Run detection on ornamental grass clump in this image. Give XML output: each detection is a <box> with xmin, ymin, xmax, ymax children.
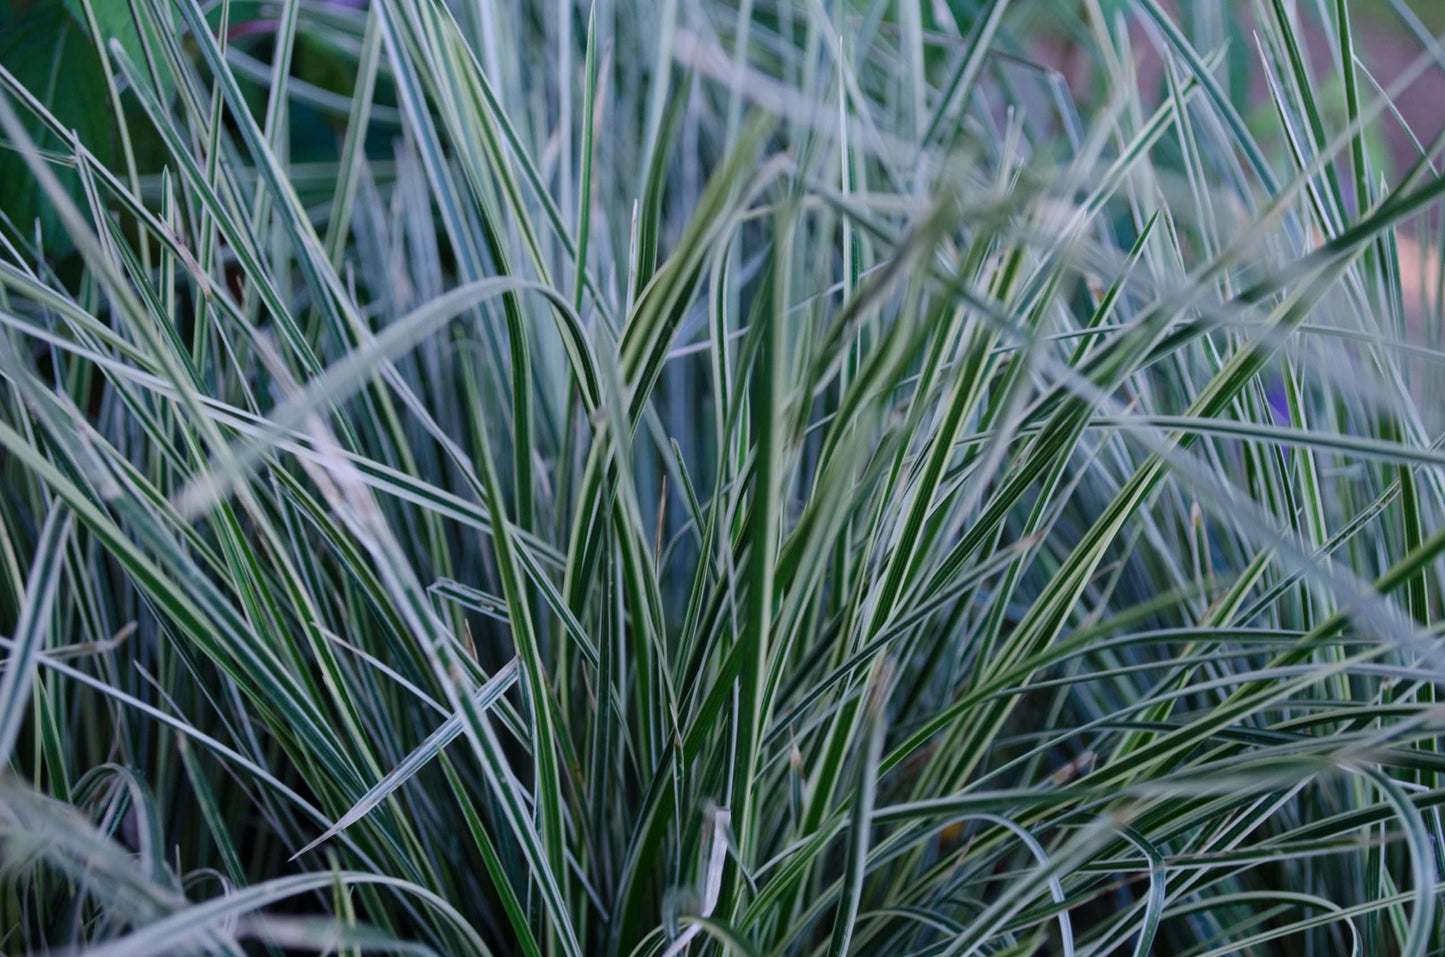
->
<box><xmin>1</xmin><ymin>0</ymin><xmax>1444</xmax><ymax>954</ymax></box>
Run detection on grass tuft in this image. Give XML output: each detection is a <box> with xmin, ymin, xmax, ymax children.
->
<box><xmin>1</xmin><ymin>0</ymin><xmax>1444</xmax><ymax>954</ymax></box>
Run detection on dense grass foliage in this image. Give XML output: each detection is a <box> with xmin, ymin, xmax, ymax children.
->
<box><xmin>2</xmin><ymin>0</ymin><xmax>1445</xmax><ymax>953</ymax></box>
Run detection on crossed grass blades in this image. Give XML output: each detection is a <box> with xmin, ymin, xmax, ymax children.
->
<box><xmin>1</xmin><ymin>0</ymin><xmax>1444</xmax><ymax>953</ymax></box>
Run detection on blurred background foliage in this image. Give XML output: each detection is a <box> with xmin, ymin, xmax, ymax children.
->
<box><xmin>3</xmin><ymin>0</ymin><xmax>1438</xmax><ymax>256</ymax></box>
